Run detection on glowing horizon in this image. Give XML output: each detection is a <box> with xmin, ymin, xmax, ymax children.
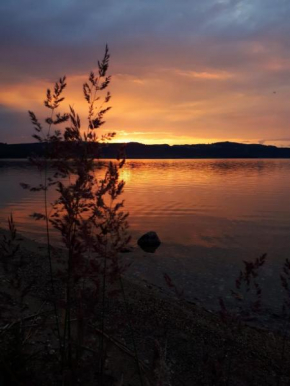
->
<box><xmin>1</xmin><ymin>1</ymin><xmax>290</xmax><ymax>147</ymax></box>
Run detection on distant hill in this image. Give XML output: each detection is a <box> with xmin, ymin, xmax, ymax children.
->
<box><xmin>1</xmin><ymin>141</ymin><xmax>290</xmax><ymax>159</ymax></box>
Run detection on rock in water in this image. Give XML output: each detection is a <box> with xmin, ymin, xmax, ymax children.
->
<box><xmin>137</xmin><ymin>231</ymin><xmax>161</xmax><ymax>253</ymax></box>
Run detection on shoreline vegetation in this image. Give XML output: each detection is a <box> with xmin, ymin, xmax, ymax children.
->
<box><xmin>1</xmin><ymin>226</ymin><xmax>290</xmax><ymax>385</ymax></box>
<box><xmin>2</xmin><ymin>141</ymin><xmax>290</xmax><ymax>159</ymax></box>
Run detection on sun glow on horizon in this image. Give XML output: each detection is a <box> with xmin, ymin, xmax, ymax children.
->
<box><xmin>110</xmin><ymin>135</ymin><xmax>270</xmax><ymax>146</ymax></box>
<box><xmin>1</xmin><ymin>62</ymin><xmax>290</xmax><ymax>148</ymax></box>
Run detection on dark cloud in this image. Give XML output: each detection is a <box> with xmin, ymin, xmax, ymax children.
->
<box><xmin>0</xmin><ymin>105</ymin><xmax>32</xmax><ymax>143</ymax></box>
<box><xmin>1</xmin><ymin>0</ymin><xmax>289</xmax><ymax>74</ymax></box>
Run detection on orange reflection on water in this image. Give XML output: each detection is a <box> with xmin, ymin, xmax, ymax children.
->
<box><xmin>1</xmin><ymin>159</ymin><xmax>290</xmax><ymax>253</ymax></box>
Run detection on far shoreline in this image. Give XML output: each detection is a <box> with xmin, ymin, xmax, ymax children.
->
<box><xmin>2</xmin><ymin>141</ymin><xmax>290</xmax><ymax>159</ymax></box>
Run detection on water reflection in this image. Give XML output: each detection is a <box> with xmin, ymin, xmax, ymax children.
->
<box><xmin>0</xmin><ymin>159</ymin><xmax>290</xmax><ymax>259</ymax></box>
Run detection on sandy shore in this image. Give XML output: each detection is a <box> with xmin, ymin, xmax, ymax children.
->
<box><xmin>1</xmin><ymin>227</ymin><xmax>290</xmax><ymax>385</ymax></box>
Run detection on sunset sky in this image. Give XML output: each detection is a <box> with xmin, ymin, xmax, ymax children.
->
<box><xmin>1</xmin><ymin>0</ymin><xmax>290</xmax><ymax>146</ymax></box>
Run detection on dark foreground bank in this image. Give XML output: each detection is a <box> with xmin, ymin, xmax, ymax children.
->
<box><xmin>0</xmin><ymin>228</ymin><xmax>290</xmax><ymax>385</ymax></box>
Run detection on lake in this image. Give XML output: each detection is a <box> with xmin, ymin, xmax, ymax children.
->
<box><xmin>1</xmin><ymin>158</ymin><xmax>290</xmax><ymax>320</ymax></box>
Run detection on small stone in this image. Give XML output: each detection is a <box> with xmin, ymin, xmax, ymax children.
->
<box><xmin>137</xmin><ymin>231</ymin><xmax>161</xmax><ymax>253</ymax></box>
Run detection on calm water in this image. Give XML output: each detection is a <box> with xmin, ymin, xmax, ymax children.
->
<box><xmin>1</xmin><ymin>159</ymin><xmax>290</xmax><ymax>317</ymax></box>
<box><xmin>1</xmin><ymin>159</ymin><xmax>289</xmax><ymax>251</ymax></box>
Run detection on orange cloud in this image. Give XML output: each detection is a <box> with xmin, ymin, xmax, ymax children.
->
<box><xmin>264</xmin><ymin>58</ymin><xmax>290</xmax><ymax>72</ymax></box>
<box><xmin>1</xmin><ymin>62</ymin><xmax>290</xmax><ymax>147</ymax></box>
<box><xmin>176</xmin><ymin>70</ymin><xmax>233</xmax><ymax>80</ymax></box>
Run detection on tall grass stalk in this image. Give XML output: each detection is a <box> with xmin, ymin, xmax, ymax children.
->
<box><xmin>25</xmin><ymin>46</ymin><xmax>132</xmax><ymax>382</ymax></box>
